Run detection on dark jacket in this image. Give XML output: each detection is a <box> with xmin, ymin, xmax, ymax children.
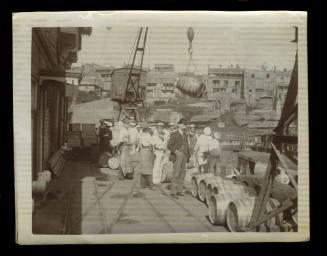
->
<box><xmin>167</xmin><ymin>130</ymin><xmax>190</xmax><ymax>161</ymax></box>
<box><xmin>99</xmin><ymin>126</ymin><xmax>112</xmax><ymax>141</ymax></box>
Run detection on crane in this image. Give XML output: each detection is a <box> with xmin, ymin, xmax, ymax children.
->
<box><xmin>112</xmin><ymin>27</ymin><xmax>148</xmax><ymax>123</ymax></box>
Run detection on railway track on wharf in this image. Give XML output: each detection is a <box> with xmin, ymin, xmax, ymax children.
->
<box><xmin>157</xmin><ymin>185</ymin><xmax>217</xmax><ymax>232</ymax></box>
<box><xmin>64</xmin><ymin>163</ymin><xmax>218</xmax><ymax>234</ymax></box>
<box><xmin>106</xmin><ymin>172</ymin><xmax>177</xmax><ymax>234</ymax></box>
<box><xmin>64</xmin><ymin>163</ymin><xmax>119</xmax><ymax>234</ymax></box>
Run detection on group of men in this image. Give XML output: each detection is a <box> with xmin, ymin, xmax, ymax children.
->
<box><xmin>97</xmin><ymin>117</ymin><xmax>223</xmax><ymax>199</ymax></box>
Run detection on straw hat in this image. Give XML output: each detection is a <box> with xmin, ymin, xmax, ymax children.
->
<box><xmin>104</xmin><ymin>121</ymin><xmax>113</xmax><ymax>127</ymax></box>
<box><xmin>129</xmin><ymin>120</ymin><xmax>137</xmax><ymax>127</ymax></box>
<box><xmin>203</xmin><ymin>127</ymin><xmax>212</xmax><ymax>136</ymax></box>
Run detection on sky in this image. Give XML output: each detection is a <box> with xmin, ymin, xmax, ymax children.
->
<box><xmin>74</xmin><ymin>26</ymin><xmax>297</xmax><ymax>74</ymax></box>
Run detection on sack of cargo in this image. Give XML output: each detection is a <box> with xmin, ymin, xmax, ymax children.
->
<box><xmin>108</xmin><ymin>157</ymin><xmax>120</xmax><ymax>170</ymax></box>
<box><xmin>98</xmin><ymin>152</ymin><xmax>111</xmax><ymax>168</ymax></box>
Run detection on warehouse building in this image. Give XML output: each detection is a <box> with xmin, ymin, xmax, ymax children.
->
<box><xmin>31</xmin><ymin>27</ymin><xmax>92</xmax><ymax>180</ymax></box>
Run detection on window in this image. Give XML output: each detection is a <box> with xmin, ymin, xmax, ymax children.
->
<box><xmin>101</xmin><ymin>74</ymin><xmax>109</xmax><ymax>78</ymax></box>
<box><xmin>266</xmin><ymin>73</ymin><xmax>270</xmax><ymax>79</ymax></box>
<box><xmin>235</xmin><ymin>81</ymin><xmax>240</xmax><ymax>86</ymax></box>
<box><xmin>213</xmin><ymin>80</ymin><xmax>220</xmax><ymax>85</ymax></box>
<box><xmin>213</xmin><ymin>88</ymin><xmax>219</xmax><ymax>93</ymax></box>
<box><xmin>224</xmin><ymin>80</ymin><xmax>228</xmax><ymax>87</ymax></box>
<box><xmin>251</xmin><ymin>74</ymin><xmax>255</xmax><ymax>78</ymax></box>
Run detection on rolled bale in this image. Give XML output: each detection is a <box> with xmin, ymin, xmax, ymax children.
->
<box><xmin>176</xmin><ymin>77</ymin><xmax>205</xmax><ymax>98</ymax></box>
<box><xmin>208</xmin><ymin>192</ymin><xmax>249</xmax><ymax>226</ymax></box>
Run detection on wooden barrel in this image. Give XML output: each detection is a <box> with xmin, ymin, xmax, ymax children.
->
<box><xmin>226</xmin><ymin>197</ymin><xmax>282</xmax><ymax>232</ymax></box>
<box><xmin>190</xmin><ymin>176</ymin><xmax>199</xmax><ymax>197</ymax></box>
<box><xmin>203</xmin><ymin>176</ymin><xmax>229</xmax><ymax>202</ymax></box>
<box><xmin>176</xmin><ymin>77</ymin><xmax>206</xmax><ymax>98</ymax></box>
<box><xmin>226</xmin><ymin>196</ymin><xmax>256</xmax><ymax>232</ymax></box>
<box><xmin>198</xmin><ymin>180</ymin><xmax>208</xmax><ymax>202</ymax></box>
<box><xmin>193</xmin><ymin>173</ymin><xmax>215</xmax><ymax>201</ymax></box>
<box><xmin>208</xmin><ymin>193</ymin><xmax>248</xmax><ymax>226</ymax></box>
<box><xmin>205</xmin><ymin>177</ymin><xmax>252</xmax><ymax>203</ymax></box>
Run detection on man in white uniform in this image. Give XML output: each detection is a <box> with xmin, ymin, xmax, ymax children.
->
<box><xmin>152</xmin><ymin>122</ymin><xmax>168</xmax><ymax>185</ymax></box>
<box><xmin>194</xmin><ymin>127</ymin><xmax>212</xmax><ymax>173</ymax></box>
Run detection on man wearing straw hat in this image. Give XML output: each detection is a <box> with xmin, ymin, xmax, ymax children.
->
<box><xmin>167</xmin><ymin>118</ymin><xmax>190</xmax><ymax>199</ymax></box>
<box><xmin>98</xmin><ymin>119</ymin><xmax>112</xmax><ymax>155</ymax></box>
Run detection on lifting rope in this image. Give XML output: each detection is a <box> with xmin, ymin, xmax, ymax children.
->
<box><xmin>186</xmin><ymin>27</ymin><xmax>198</xmax><ymax>74</ymax></box>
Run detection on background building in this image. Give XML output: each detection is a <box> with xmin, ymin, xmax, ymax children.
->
<box><xmin>146</xmin><ymin>64</ymin><xmax>177</xmax><ymax>104</ymax></box>
<box><xmin>243</xmin><ymin>68</ymin><xmax>291</xmax><ymax>107</ymax></box>
<box><xmin>207</xmin><ymin>66</ymin><xmax>244</xmax><ymax>99</ymax></box>
<box><xmin>79</xmin><ymin>76</ymin><xmax>102</xmax><ymax>96</ymax></box>
<box><xmin>96</xmin><ymin>67</ymin><xmax>113</xmax><ymax>97</ymax></box>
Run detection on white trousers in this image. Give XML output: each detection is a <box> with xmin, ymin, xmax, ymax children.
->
<box><xmin>152</xmin><ymin>150</ymin><xmax>165</xmax><ymax>184</ymax></box>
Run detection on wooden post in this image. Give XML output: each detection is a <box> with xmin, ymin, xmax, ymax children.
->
<box><xmin>249</xmin><ymin>151</ymin><xmax>278</xmax><ymax>229</ymax></box>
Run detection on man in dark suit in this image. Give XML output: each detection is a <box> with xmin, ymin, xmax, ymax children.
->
<box><xmin>167</xmin><ymin>118</ymin><xmax>190</xmax><ymax>199</ymax></box>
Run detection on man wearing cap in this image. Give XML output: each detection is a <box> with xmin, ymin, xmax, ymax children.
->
<box><xmin>152</xmin><ymin>122</ymin><xmax>167</xmax><ymax>185</ymax></box>
<box><xmin>167</xmin><ymin>118</ymin><xmax>190</xmax><ymax>199</ymax></box>
<box><xmin>99</xmin><ymin>120</ymin><xmax>113</xmax><ymax>155</ymax></box>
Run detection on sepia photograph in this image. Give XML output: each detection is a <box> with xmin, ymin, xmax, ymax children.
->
<box><xmin>13</xmin><ymin>11</ymin><xmax>308</xmax><ymax>243</ymax></box>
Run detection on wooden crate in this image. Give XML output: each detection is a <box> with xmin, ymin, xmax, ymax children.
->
<box><xmin>83</xmin><ymin>138</ymin><xmax>98</xmax><ymax>147</ymax></box>
<box><xmin>82</xmin><ymin>123</ymin><xmax>96</xmax><ymax>131</ymax></box>
<box><xmin>69</xmin><ymin>123</ymin><xmax>81</xmax><ymax>131</ymax></box>
<box><xmin>81</xmin><ymin>130</ymin><xmax>97</xmax><ymax>138</ymax></box>
<box><xmin>66</xmin><ymin>131</ymin><xmax>81</xmax><ymax>140</ymax></box>
<box><xmin>67</xmin><ymin>140</ymin><xmax>82</xmax><ymax>147</ymax></box>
